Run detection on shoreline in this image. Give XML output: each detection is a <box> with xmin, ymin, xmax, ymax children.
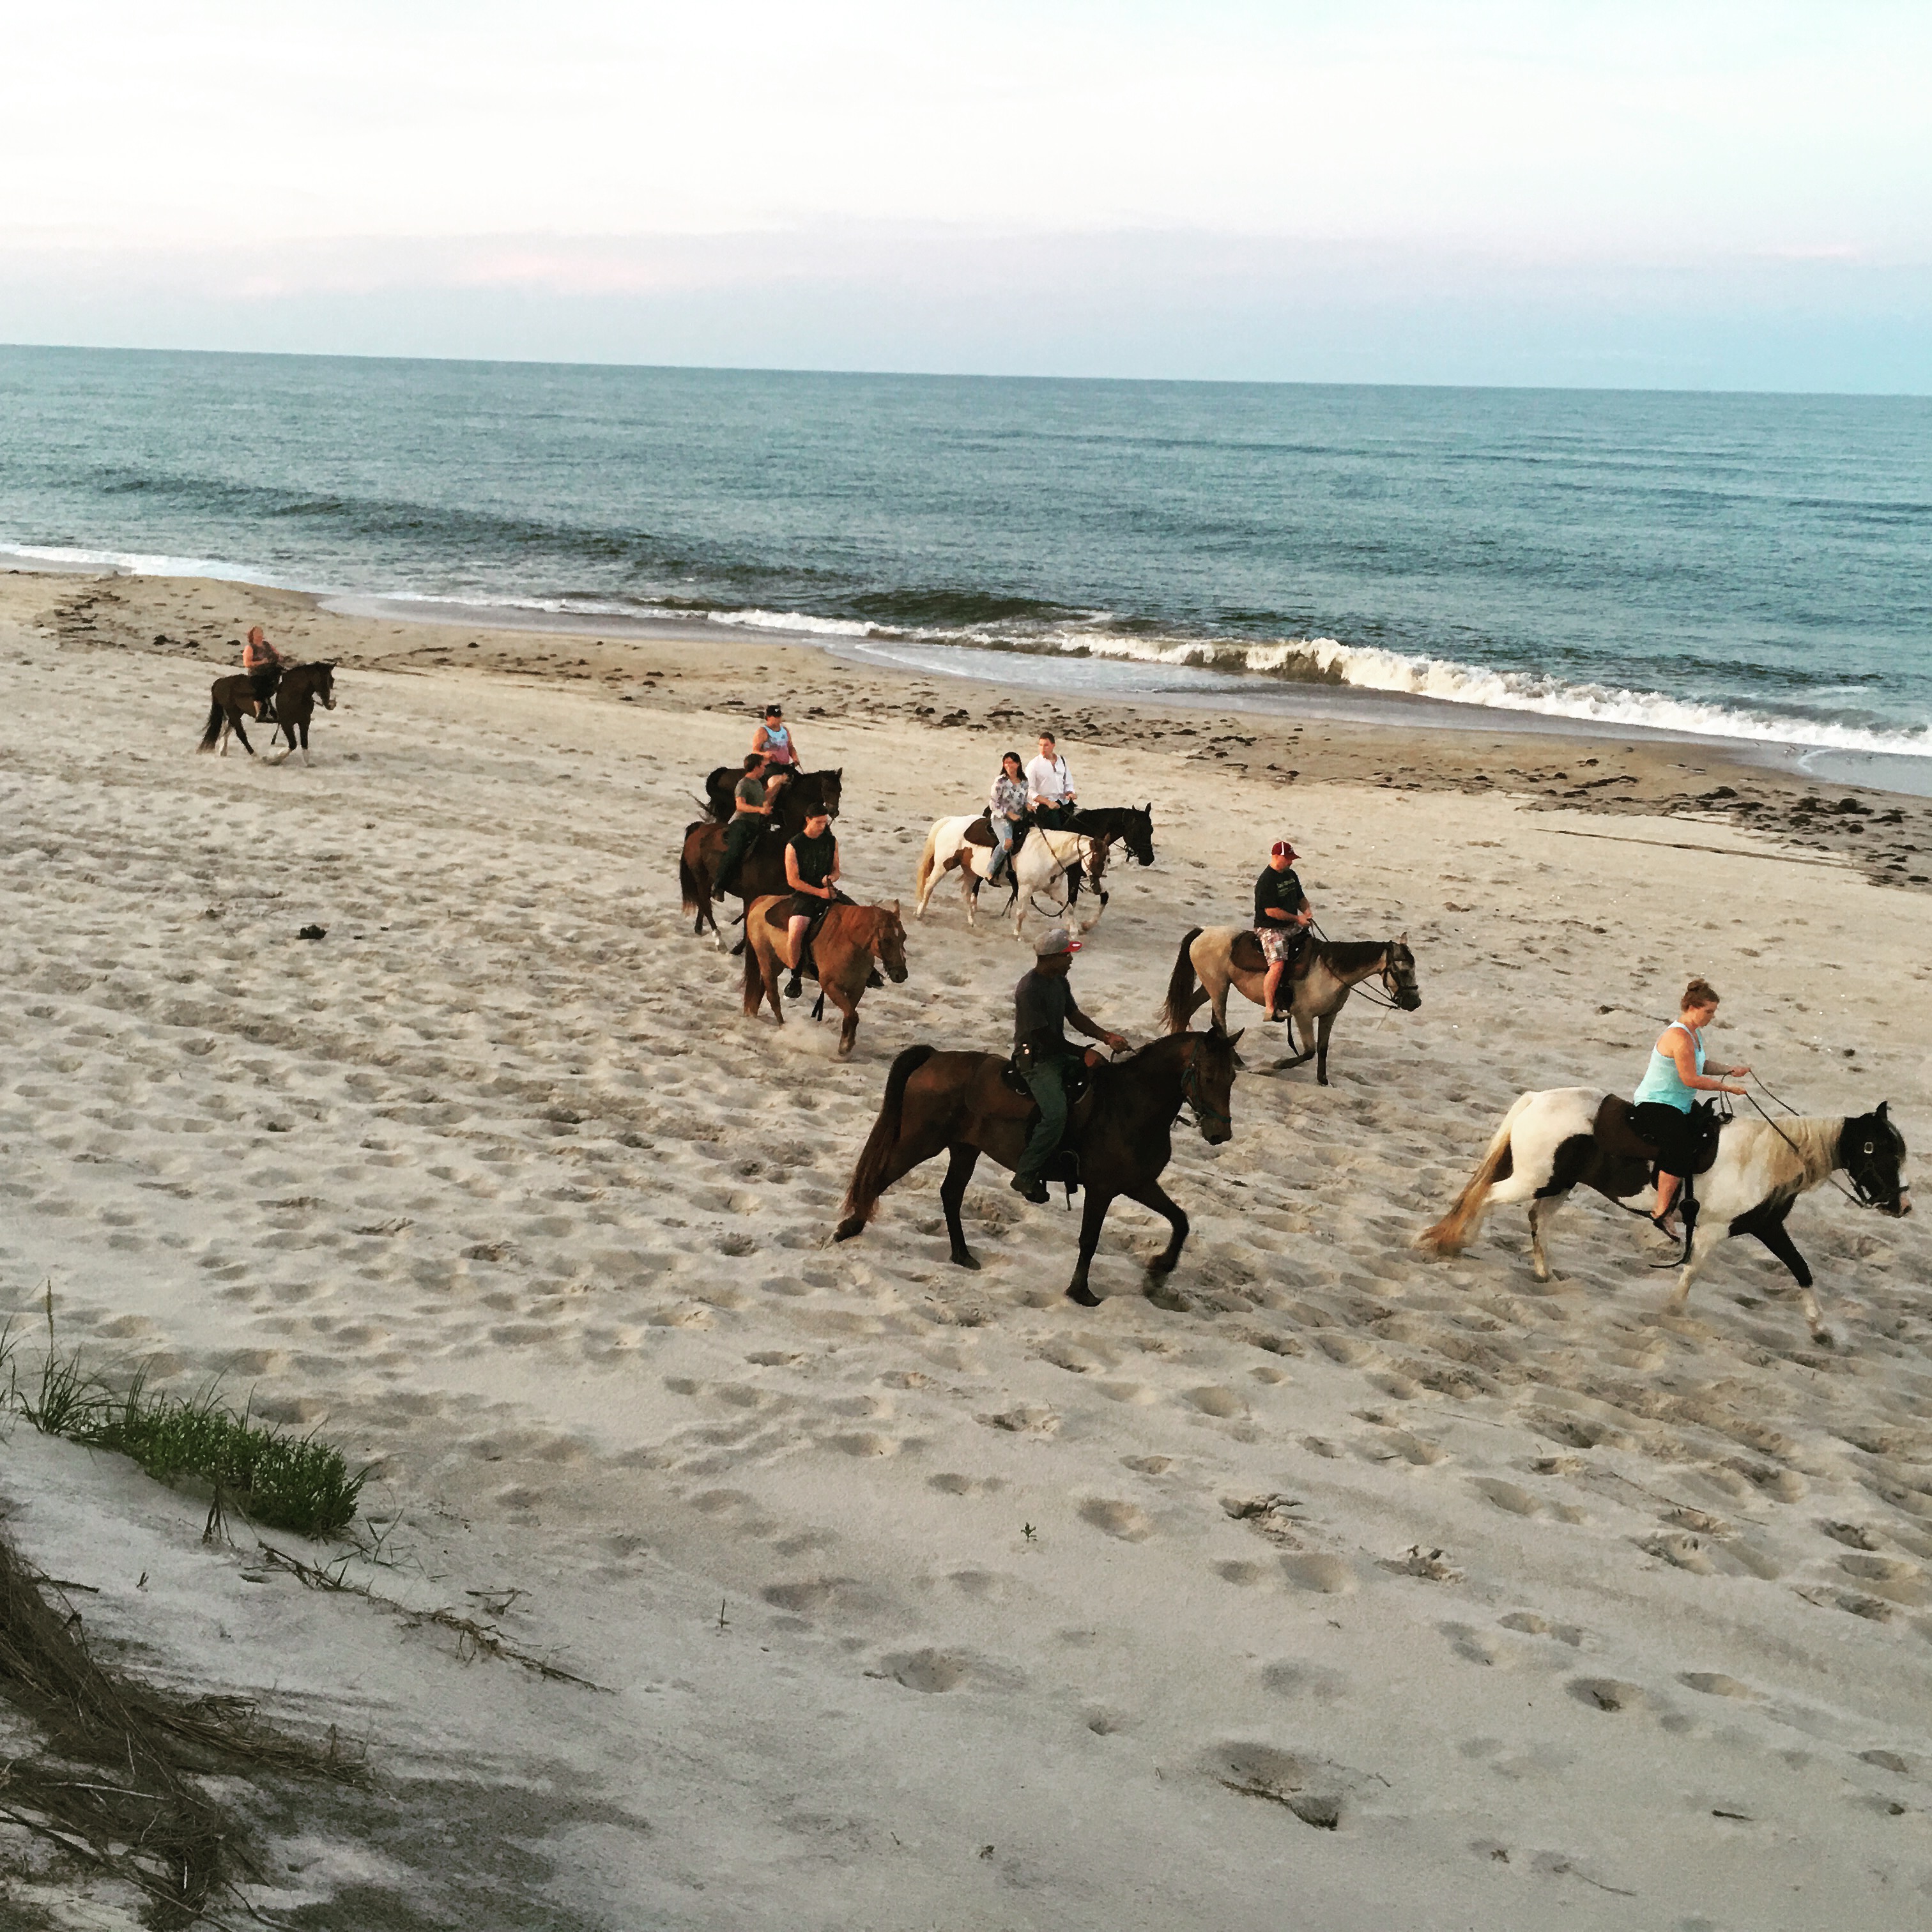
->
<box><xmin>9</xmin><ymin>563</ymin><xmax>1932</xmax><ymax>888</ymax></box>
<box><xmin>8</xmin><ymin>543</ymin><xmax>1931</xmax><ymax>798</ymax></box>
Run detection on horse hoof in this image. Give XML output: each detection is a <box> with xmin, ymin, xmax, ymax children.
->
<box><xmin>950</xmin><ymin>1250</ymin><xmax>981</xmax><ymax>1271</ymax></box>
<box><xmin>1066</xmin><ymin>1282</ymin><xmax>1101</xmax><ymax>1308</ymax></box>
<box><xmin>1809</xmin><ymin>1328</ymin><xmax>1836</xmax><ymax>1349</ymax></box>
<box><xmin>1146</xmin><ymin>1256</ymin><xmax>1177</xmax><ymax>1276</ymax></box>
<box><xmin>832</xmin><ymin>1218</ymin><xmax>865</xmax><ymax>1243</ymax></box>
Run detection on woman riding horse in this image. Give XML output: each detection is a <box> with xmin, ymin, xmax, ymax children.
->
<box><xmin>1634</xmin><ymin>976</ymin><xmax>1749</xmax><ymax>1239</ymax></box>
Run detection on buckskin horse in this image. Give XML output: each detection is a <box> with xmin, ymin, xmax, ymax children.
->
<box><xmin>741</xmin><ymin>894</ymin><xmax>908</xmax><ymax>1059</ymax></box>
<box><xmin>1417</xmin><ymin>1087</ymin><xmax>1910</xmax><ymax>1341</ymax></box>
<box><xmin>834</xmin><ymin>1024</ymin><xmax>1241</xmax><ymax>1307</ymax></box>
<box><xmin>1163</xmin><ymin>927</ymin><xmax>1420</xmax><ymax>1083</ymax></box>
<box><xmin>197</xmin><ymin>661</ymin><xmax>337</xmax><ymax>762</ymax></box>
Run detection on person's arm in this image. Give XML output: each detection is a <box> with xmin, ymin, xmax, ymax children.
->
<box><xmin>785</xmin><ymin>845</ymin><xmax>803</xmax><ymax>892</ymax></box>
<box><xmin>826</xmin><ymin>841</ymin><xmax>840</xmax><ymax>895</ymax></box>
<box><xmin>1066</xmin><ymin>995</ymin><xmax>1127</xmax><ymax>1053</ymax></box>
<box><xmin>1668</xmin><ymin>1031</ymin><xmax>1745</xmax><ymax>1094</ymax></box>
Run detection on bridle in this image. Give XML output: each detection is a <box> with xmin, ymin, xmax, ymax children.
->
<box><xmin>1180</xmin><ymin>1038</ymin><xmax>1232</xmax><ymax>1135</ymax></box>
<box><xmin>1745</xmin><ymin>1075</ymin><xmax>1903</xmax><ymax>1213</ymax></box>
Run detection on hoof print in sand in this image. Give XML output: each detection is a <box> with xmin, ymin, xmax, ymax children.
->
<box><xmin>877</xmin><ymin>1648</ymin><xmax>1022</xmax><ymax>1694</ymax></box>
<box><xmin>977</xmin><ymin>1405</ymin><xmax>1059</xmax><ymax>1435</ymax></box>
<box><xmin>1210</xmin><ymin>1742</ymin><xmax>1346</xmax><ymax>1829</ymax></box>
<box><xmin>1569</xmin><ymin>1676</ymin><xmax>1653</xmax><ymax>1713</ymax></box>
<box><xmin>1280</xmin><ymin>1553</ymin><xmax>1356</xmax><ymax>1595</ymax></box>
<box><xmin>1078</xmin><ymin>1498</ymin><xmax>1154</xmax><ymax>1542</ymax></box>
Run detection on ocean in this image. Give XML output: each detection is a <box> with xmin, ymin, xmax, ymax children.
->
<box><xmin>3</xmin><ymin>344</ymin><xmax>1929</xmax><ymax>773</ymax></box>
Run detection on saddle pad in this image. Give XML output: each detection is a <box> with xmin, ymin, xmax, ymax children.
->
<box><xmin>962</xmin><ymin>813</ymin><xmax>996</xmax><ymax>847</ymax></box>
<box><xmin>1591</xmin><ymin>1094</ymin><xmax>1655</xmax><ymax>1165</ymax></box>
<box><xmin>1229</xmin><ymin>930</ymin><xmax>1266</xmax><ymax>976</ymax></box>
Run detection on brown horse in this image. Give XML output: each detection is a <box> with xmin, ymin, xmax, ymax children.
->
<box><xmin>834</xmin><ymin>1026</ymin><xmax>1241</xmax><ymax>1306</ymax></box>
<box><xmin>1163</xmin><ymin>927</ymin><xmax>1420</xmax><ymax>1084</ymax></box>
<box><xmin>197</xmin><ymin>662</ymin><xmax>337</xmax><ymax>761</ymax></box>
<box><xmin>742</xmin><ymin>896</ymin><xmax>908</xmax><ymax>1058</ymax></box>
<box><xmin>680</xmin><ymin>818</ymin><xmax>792</xmax><ymax>943</ymax></box>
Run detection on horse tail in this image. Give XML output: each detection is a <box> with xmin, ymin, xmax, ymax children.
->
<box><xmin>1416</xmin><ymin>1094</ymin><xmax>1531</xmax><ymax>1255</ymax></box>
<box><xmin>678</xmin><ymin>822</ymin><xmax>709</xmax><ymax>917</ymax></box>
<box><xmin>913</xmin><ymin>825</ymin><xmax>940</xmax><ymax>903</ymax></box>
<box><xmin>196</xmin><ymin>698</ymin><xmax>224</xmax><ymax>753</ymax></box>
<box><xmin>1163</xmin><ymin>928</ymin><xmax>1204</xmax><ymax>1033</ymax></box>
<box><xmin>836</xmin><ymin>1043</ymin><xmax>935</xmax><ymax>1238</ymax></box>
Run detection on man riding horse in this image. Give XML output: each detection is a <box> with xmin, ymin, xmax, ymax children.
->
<box><xmin>1010</xmin><ymin>926</ymin><xmax>1128</xmax><ymax>1204</ymax></box>
<box><xmin>1254</xmin><ymin>838</ymin><xmax>1314</xmax><ymax>1022</ymax></box>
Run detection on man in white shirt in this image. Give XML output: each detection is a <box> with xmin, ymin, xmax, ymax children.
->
<box><xmin>1025</xmin><ymin>732</ymin><xmax>1076</xmax><ymax>831</ymax></box>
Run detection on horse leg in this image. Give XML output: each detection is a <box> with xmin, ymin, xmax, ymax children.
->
<box><xmin>1742</xmin><ymin>1207</ymin><xmax>1827</xmax><ymax>1340</ymax></box>
<box><xmin>829</xmin><ymin>982</ymin><xmax>860</xmax><ymax>1059</ymax></box>
<box><xmin>1662</xmin><ymin>1208</ymin><xmax>1714</xmax><ymax>1319</ymax></box>
<box><xmin>963</xmin><ymin>870</ymin><xmax>978</xmax><ymax>929</ymax></box>
<box><xmin>1315</xmin><ymin>1010</ymin><xmax>1336</xmax><ymax>1086</ymax></box>
<box><xmin>1526</xmin><ymin>1190</ymin><xmax>1570</xmax><ymax>1284</ymax></box>
<box><xmin>1126</xmin><ymin>1177</ymin><xmax>1190</xmax><ymax>1278</ymax></box>
<box><xmin>1066</xmin><ymin>1190</ymin><xmax>1115</xmax><ymax>1308</ymax></box>
<box><xmin>231</xmin><ymin>713</ymin><xmax>256</xmax><ymax>757</ymax></box>
<box><xmin>940</xmin><ymin>1144</ymin><xmax>982</xmax><ymax>1269</ymax></box>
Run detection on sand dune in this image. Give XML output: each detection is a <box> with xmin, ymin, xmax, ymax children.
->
<box><xmin>1</xmin><ymin>571</ymin><xmax>1929</xmax><ymax>1928</ymax></box>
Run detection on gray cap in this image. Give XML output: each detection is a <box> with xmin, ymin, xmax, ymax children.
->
<box><xmin>1033</xmin><ymin>926</ymin><xmax>1080</xmax><ymax>957</ymax></box>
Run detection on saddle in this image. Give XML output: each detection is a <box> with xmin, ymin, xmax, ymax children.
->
<box><xmin>963</xmin><ymin>813</ymin><xmax>996</xmax><ymax>848</ymax></box>
<box><xmin>771</xmin><ymin>891</ymin><xmax>855</xmax><ymax>986</ymax></box>
<box><xmin>1229</xmin><ymin>929</ymin><xmax>1307</xmax><ymax>977</ymax></box>
<box><xmin>997</xmin><ymin>1054</ymin><xmax>1095</xmax><ymax>1201</ymax></box>
<box><xmin>1594</xmin><ymin>1094</ymin><xmax>1722</xmax><ymax>1178</ymax></box>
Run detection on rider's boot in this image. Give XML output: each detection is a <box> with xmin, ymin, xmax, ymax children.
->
<box><xmin>1009</xmin><ymin>1172</ymin><xmax>1050</xmax><ymax>1204</ymax></box>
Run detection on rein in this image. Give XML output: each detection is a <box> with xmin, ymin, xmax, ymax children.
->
<box><xmin>1308</xmin><ymin>921</ymin><xmax>1405</xmax><ymax>1010</ymax></box>
<box><xmin>1179</xmin><ymin>1039</ymin><xmax>1231</xmax><ymax>1133</ymax></box>
<box><xmin>1743</xmin><ymin>1076</ymin><xmax>1883</xmax><ymax>1212</ymax></box>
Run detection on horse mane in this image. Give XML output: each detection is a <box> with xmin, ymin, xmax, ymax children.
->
<box><xmin>1740</xmin><ymin>1114</ymin><xmax>1841</xmax><ymax>1192</ymax></box>
<box><xmin>1312</xmin><ymin>938</ymin><xmax>1388</xmax><ymax>972</ymax></box>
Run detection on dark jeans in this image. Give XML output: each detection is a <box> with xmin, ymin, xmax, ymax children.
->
<box><xmin>718</xmin><ymin>814</ymin><xmax>762</xmax><ymax>892</ymax></box>
<box><xmin>1034</xmin><ymin>802</ymin><xmax>1075</xmax><ymax>832</ymax></box>
<box><xmin>1017</xmin><ymin>1057</ymin><xmax>1070</xmax><ymax>1184</ymax></box>
<box><xmin>250</xmin><ymin>666</ymin><xmax>280</xmax><ymax>711</ymax></box>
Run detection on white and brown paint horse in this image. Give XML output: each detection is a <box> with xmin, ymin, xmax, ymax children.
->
<box><xmin>1163</xmin><ymin>927</ymin><xmax>1420</xmax><ymax>1084</ymax></box>
<box><xmin>1418</xmin><ymin>1087</ymin><xmax>1910</xmax><ymax>1341</ymax></box>
<box><xmin>912</xmin><ymin>820</ymin><xmax>1112</xmax><ymax>941</ymax></box>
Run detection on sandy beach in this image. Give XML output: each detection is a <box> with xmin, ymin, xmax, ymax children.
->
<box><xmin>3</xmin><ymin>564</ymin><xmax>1930</xmax><ymax>1929</ymax></box>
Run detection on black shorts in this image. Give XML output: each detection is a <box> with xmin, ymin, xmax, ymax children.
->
<box><xmin>788</xmin><ymin>892</ymin><xmax>825</xmax><ymax>922</ymax></box>
<box><xmin>1632</xmin><ymin>1101</ymin><xmax>1698</xmax><ymax>1177</ymax></box>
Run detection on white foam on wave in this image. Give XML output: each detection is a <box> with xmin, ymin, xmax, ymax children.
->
<box><xmin>712</xmin><ymin>608</ymin><xmax>879</xmax><ymax>638</ymax></box>
<box><xmin>1051</xmin><ymin>629</ymin><xmax>1932</xmax><ymax>758</ymax></box>
<box><xmin>0</xmin><ymin>540</ymin><xmax>288</xmax><ymax>588</ymax></box>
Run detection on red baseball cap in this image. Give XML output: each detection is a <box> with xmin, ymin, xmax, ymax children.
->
<box><xmin>1271</xmin><ymin>840</ymin><xmax>1298</xmax><ymax>859</ymax></box>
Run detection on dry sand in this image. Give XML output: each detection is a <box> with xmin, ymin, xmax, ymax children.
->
<box><xmin>2</xmin><ymin>567</ymin><xmax>1930</xmax><ymax>1929</ymax></box>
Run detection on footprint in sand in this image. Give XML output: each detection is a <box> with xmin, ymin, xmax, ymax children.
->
<box><xmin>1280</xmin><ymin>1553</ymin><xmax>1356</xmax><ymax>1595</ymax></box>
<box><xmin>1568</xmin><ymin>1677</ymin><xmax>1656</xmax><ymax>1714</ymax></box>
<box><xmin>1079</xmin><ymin>1498</ymin><xmax>1154</xmax><ymax>1542</ymax></box>
<box><xmin>1499</xmin><ymin>1611</ymin><xmax>1585</xmax><ymax>1646</ymax></box>
<box><xmin>1261</xmin><ymin>1661</ymin><xmax>1349</xmax><ymax>1702</ymax></box>
<box><xmin>878</xmin><ymin>1648</ymin><xmax>1023</xmax><ymax>1694</ymax></box>
<box><xmin>928</xmin><ymin>1472</ymin><xmax>1004</xmax><ymax>1496</ymax></box>
<box><xmin>828</xmin><ymin>1431</ymin><xmax>899</xmax><ymax>1457</ymax></box>
<box><xmin>1208</xmin><ymin>1742</ymin><xmax>1346</xmax><ymax>1830</ymax></box>
<box><xmin>1215</xmin><ymin>1560</ymin><xmax>1269</xmax><ymax>1586</ymax></box>
<box><xmin>1186</xmin><ymin>1386</ymin><xmax>1246</xmax><ymax>1418</ymax></box>
<box><xmin>1680</xmin><ymin>1673</ymin><xmax>1756</xmax><ymax>1699</ymax></box>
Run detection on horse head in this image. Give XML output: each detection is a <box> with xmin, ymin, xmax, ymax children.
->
<box><xmin>1188</xmin><ymin>1022</ymin><xmax>1243</xmax><ymax>1144</ymax></box>
<box><xmin>873</xmin><ymin>900</ymin><xmax>910</xmax><ymax>985</ymax></box>
<box><xmin>314</xmin><ymin>662</ymin><xmax>337</xmax><ymax>710</ymax></box>
<box><xmin>1384</xmin><ymin>933</ymin><xmax>1422</xmax><ymax>1011</ymax></box>
<box><xmin>816</xmin><ymin>768</ymin><xmax>844</xmax><ymax>819</ymax></box>
<box><xmin>1125</xmin><ymin>804</ymin><xmax>1156</xmax><ymax>867</ymax></box>
<box><xmin>1844</xmin><ymin>1100</ymin><xmax>1911</xmax><ymax>1216</ymax></box>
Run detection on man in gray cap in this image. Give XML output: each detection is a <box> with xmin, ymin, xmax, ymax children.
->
<box><xmin>1010</xmin><ymin>926</ymin><xmax>1128</xmax><ymax>1204</ymax></box>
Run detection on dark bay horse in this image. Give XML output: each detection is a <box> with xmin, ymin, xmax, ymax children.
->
<box><xmin>835</xmin><ymin>1026</ymin><xmax>1241</xmax><ymax>1306</ymax></box>
<box><xmin>742</xmin><ymin>895</ymin><xmax>908</xmax><ymax>1058</ymax></box>
<box><xmin>703</xmin><ymin>765</ymin><xmax>843</xmax><ymax>832</ymax></box>
<box><xmin>680</xmin><ymin>818</ymin><xmax>791</xmax><ymax>944</ymax></box>
<box><xmin>1164</xmin><ymin>928</ymin><xmax>1420</xmax><ymax>1084</ymax></box>
<box><xmin>197</xmin><ymin>662</ymin><xmax>337</xmax><ymax>762</ymax></box>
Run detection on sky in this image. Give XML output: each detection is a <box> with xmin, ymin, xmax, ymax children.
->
<box><xmin>3</xmin><ymin>0</ymin><xmax>1928</xmax><ymax>388</ymax></box>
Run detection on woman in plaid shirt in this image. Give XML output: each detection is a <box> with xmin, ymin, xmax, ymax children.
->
<box><xmin>987</xmin><ymin>752</ymin><xmax>1029</xmax><ymax>880</ymax></box>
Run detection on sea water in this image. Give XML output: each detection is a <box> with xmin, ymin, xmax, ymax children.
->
<box><xmin>3</xmin><ymin>345</ymin><xmax>1928</xmax><ymax>769</ymax></box>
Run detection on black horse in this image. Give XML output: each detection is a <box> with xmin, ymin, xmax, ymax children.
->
<box><xmin>703</xmin><ymin>765</ymin><xmax>844</xmax><ymax>836</ymax></box>
<box><xmin>1048</xmin><ymin>802</ymin><xmax>1156</xmax><ymax>912</ymax></box>
<box><xmin>836</xmin><ymin>1025</ymin><xmax>1239</xmax><ymax>1307</ymax></box>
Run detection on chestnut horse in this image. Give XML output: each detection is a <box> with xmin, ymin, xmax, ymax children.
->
<box><xmin>197</xmin><ymin>661</ymin><xmax>337</xmax><ymax>762</ymax></box>
<box><xmin>742</xmin><ymin>895</ymin><xmax>908</xmax><ymax>1059</ymax></box>
<box><xmin>834</xmin><ymin>1026</ymin><xmax>1241</xmax><ymax>1306</ymax></box>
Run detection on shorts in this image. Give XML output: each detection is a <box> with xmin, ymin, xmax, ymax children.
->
<box><xmin>788</xmin><ymin>892</ymin><xmax>825</xmax><ymax>922</ymax></box>
<box><xmin>1256</xmin><ymin>925</ymin><xmax>1296</xmax><ymax>965</ymax></box>
<box><xmin>1632</xmin><ymin>1101</ymin><xmax>1698</xmax><ymax>1178</ymax></box>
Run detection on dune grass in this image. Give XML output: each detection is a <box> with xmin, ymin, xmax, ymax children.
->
<box><xmin>1</xmin><ymin>1306</ymin><xmax>364</xmax><ymax>1541</ymax></box>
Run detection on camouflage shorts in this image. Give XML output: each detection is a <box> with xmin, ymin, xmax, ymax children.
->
<box><xmin>1256</xmin><ymin>925</ymin><xmax>1296</xmax><ymax>964</ymax></box>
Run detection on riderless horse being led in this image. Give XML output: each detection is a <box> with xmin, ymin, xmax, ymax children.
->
<box><xmin>1418</xmin><ymin>1087</ymin><xmax>1910</xmax><ymax>1342</ymax></box>
<box><xmin>1163</xmin><ymin>927</ymin><xmax>1420</xmax><ymax>1083</ymax></box>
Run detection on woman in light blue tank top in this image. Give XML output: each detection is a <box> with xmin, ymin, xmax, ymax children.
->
<box><xmin>1632</xmin><ymin>977</ymin><xmax>1750</xmax><ymax>1234</ymax></box>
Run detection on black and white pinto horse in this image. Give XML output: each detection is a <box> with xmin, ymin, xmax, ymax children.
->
<box><xmin>912</xmin><ymin>804</ymin><xmax>1154</xmax><ymax>942</ymax></box>
<box><xmin>1418</xmin><ymin>1088</ymin><xmax>1910</xmax><ymax>1341</ymax></box>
